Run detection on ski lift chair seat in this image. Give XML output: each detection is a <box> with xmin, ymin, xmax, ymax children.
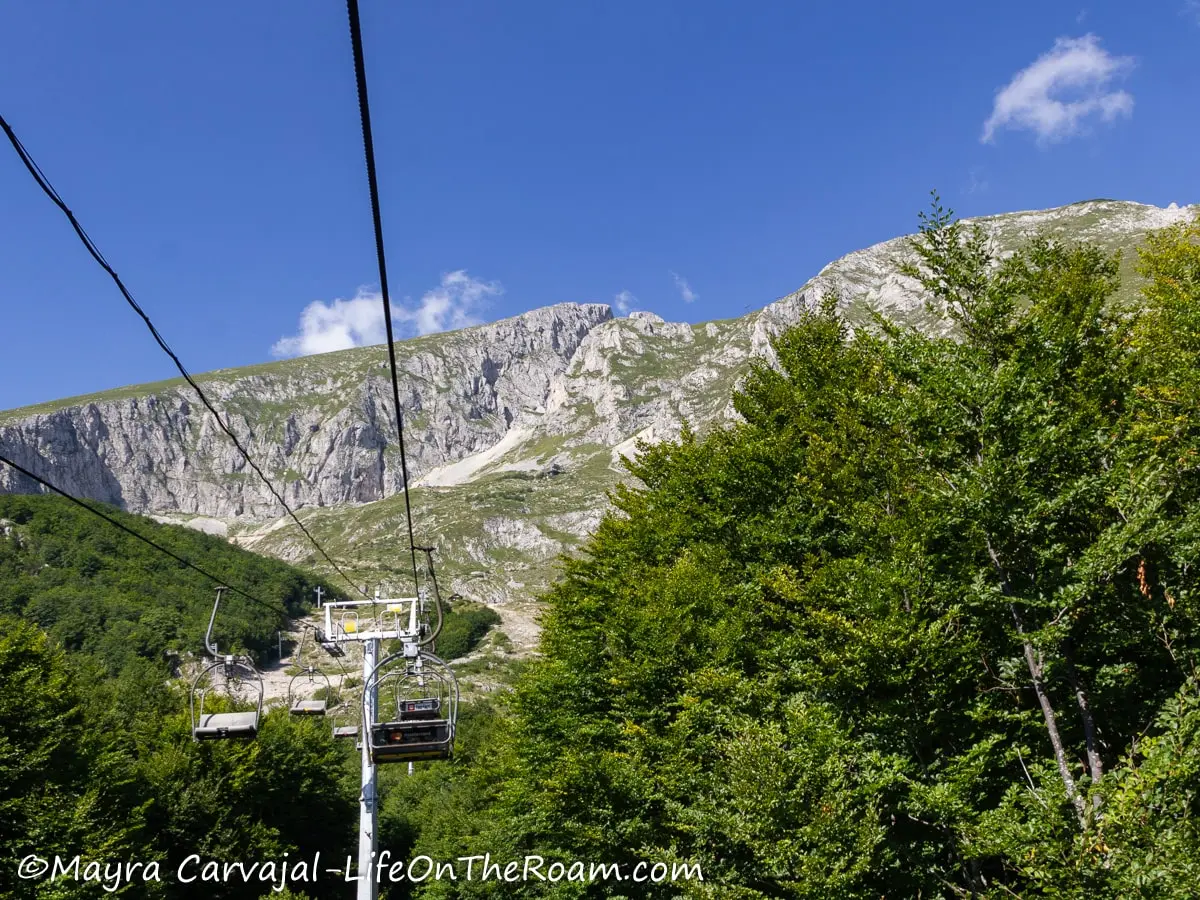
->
<box><xmin>291</xmin><ymin>699</ymin><xmax>328</xmax><ymax>716</ymax></box>
<box><xmin>332</xmin><ymin>724</ymin><xmax>359</xmax><ymax>739</ymax></box>
<box><xmin>194</xmin><ymin>711</ymin><xmax>259</xmax><ymax>740</ymax></box>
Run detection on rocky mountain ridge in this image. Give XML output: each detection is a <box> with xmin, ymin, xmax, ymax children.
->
<box><xmin>2</xmin><ymin>199</ymin><xmax>1194</xmax><ymax>610</ymax></box>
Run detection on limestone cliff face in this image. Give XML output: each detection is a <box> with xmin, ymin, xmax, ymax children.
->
<box><xmin>0</xmin><ymin>302</ymin><xmax>615</xmax><ymax>517</ymax></box>
<box><xmin>0</xmin><ymin>201</ymin><xmax>1194</xmax><ymax>583</ymax></box>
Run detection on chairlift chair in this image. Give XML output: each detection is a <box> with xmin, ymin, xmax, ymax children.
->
<box><xmin>190</xmin><ymin>655</ymin><xmax>264</xmax><ymax>740</ymax></box>
<box><xmin>188</xmin><ymin>587</ymin><xmax>265</xmax><ymax>741</ymax></box>
<box><xmin>363</xmin><ymin>649</ymin><xmax>458</xmax><ymax>764</ymax></box>
<box><xmin>330</xmin><ymin>700</ymin><xmax>361</xmax><ymax>741</ymax></box>
<box><xmin>288</xmin><ymin>666</ymin><xmax>334</xmax><ymax>716</ymax></box>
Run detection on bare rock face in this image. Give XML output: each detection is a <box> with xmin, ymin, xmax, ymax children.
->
<box><xmin>1</xmin><ymin>201</ymin><xmax>1193</xmax><ymax>568</ymax></box>
<box><xmin>0</xmin><ymin>302</ymin><xmax>615</xmax><ymax>518</ymax></box>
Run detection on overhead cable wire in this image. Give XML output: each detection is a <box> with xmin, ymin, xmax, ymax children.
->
<box><xmin>0</xmin><ymin>112</ymin><xmax>369</xmax><ymax>599</ymax></box>
<box><xmin>345</xmin><ymin>0</ymin><xmax>421</xmax><ymax>595</ymax></box>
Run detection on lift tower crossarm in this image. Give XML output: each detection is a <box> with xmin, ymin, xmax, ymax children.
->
<box><xmin>322</xmin><ymin>593</ymin><xmax>422</xmax><ymax>644</ymax></box>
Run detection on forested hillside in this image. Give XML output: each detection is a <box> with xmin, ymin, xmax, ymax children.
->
<box><xmin>0</xmin><ymin>496</ymin><xmax>360</xmax><ymax>899</ymax></box>
<box><xmin>0</xmin><ymin>494</ymin><xmax>333</xmax><ymax>670</ymax></box>
<box><xmin>384</xmin><ymin>208</ymin><xmax>1200</xmax><ymax>897</ymax></box>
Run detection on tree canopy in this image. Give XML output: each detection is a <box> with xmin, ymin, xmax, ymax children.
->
<box><xmin>0</xmin><ymin>496</ymin><xmax>357</xmax><ymax>899</ymax></box>
<box><xmin>398</xmin><ymin>205</ymin><xmax>1200</xmax><ymax>897</ymax></box>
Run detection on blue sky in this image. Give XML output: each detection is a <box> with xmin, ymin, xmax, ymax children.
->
<box><xmin>1</xmin><ymin>1</ymin><xmax>1197</xmax><ymax>411</ymax></box>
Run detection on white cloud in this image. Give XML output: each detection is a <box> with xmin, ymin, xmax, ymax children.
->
<box><xmin>1186</xmin><ymin>0</ymin><xmax>1200</xmax><ymax>25</ymax></box>
<box><xmin>272</xmin><ymin>270</ymin><xmax>502</xmax><ymax>358</ymax></box>
<box><xmin>271</xmin><ymin>291</ymin><xmax>387</xmax><ymax>358</ymax></box>
<box><xmin>613</xmin><ymin>290</ymin><xmax>636</xmax><ymax>314</ymax></box>
<box><xmin>981</xmin><ymin>35</ymin><xmax>1134</xmax><ymax>145</ymax></box>
<box><xmin>395</xmin><ymin>269</ymin><xmax>501</xmax><ymax>336</ymax></box>
<box><xmin>670</xmin><ymin>271</ymin><xmax>697</xmax><ymax>303</ymax></box>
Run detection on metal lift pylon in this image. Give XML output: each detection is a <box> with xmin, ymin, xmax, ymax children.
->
<box><xmin>322</xmin><ymin>588</ymin><xmax>424</xmax><ymax>900</ymax></box>
<box><xmin>358</xmin><ymin>636</ymin><xmax>379</xmax><ymax>900</ymax></box>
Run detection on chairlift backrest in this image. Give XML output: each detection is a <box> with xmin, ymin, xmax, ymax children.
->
<box><xmin>400</xmin><ymin>697</ymin><xmax>441</xmax><ymax>719</ymax></box>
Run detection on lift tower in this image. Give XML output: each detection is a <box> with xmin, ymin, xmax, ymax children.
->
<box><xmin>321</xmin><ymin>589</ymin><xmax>423</xmax><ymax>900</ymax></box>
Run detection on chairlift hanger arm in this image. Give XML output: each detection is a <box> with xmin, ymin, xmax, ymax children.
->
<box><xmin>416</xmin><ymin>547</ymin><xmax>444</xmax><ymax>647</ymax></box>
<box><xmin>204</xmin><ymin>586</ymin><xmax>227</xmax><ymax>658</ymax></box>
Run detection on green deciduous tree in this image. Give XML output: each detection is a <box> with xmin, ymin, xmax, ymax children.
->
<box><xmin>404</xmin><ymin>204</ymin><xmax>1200</xmax><ymax>897</ymax></box>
